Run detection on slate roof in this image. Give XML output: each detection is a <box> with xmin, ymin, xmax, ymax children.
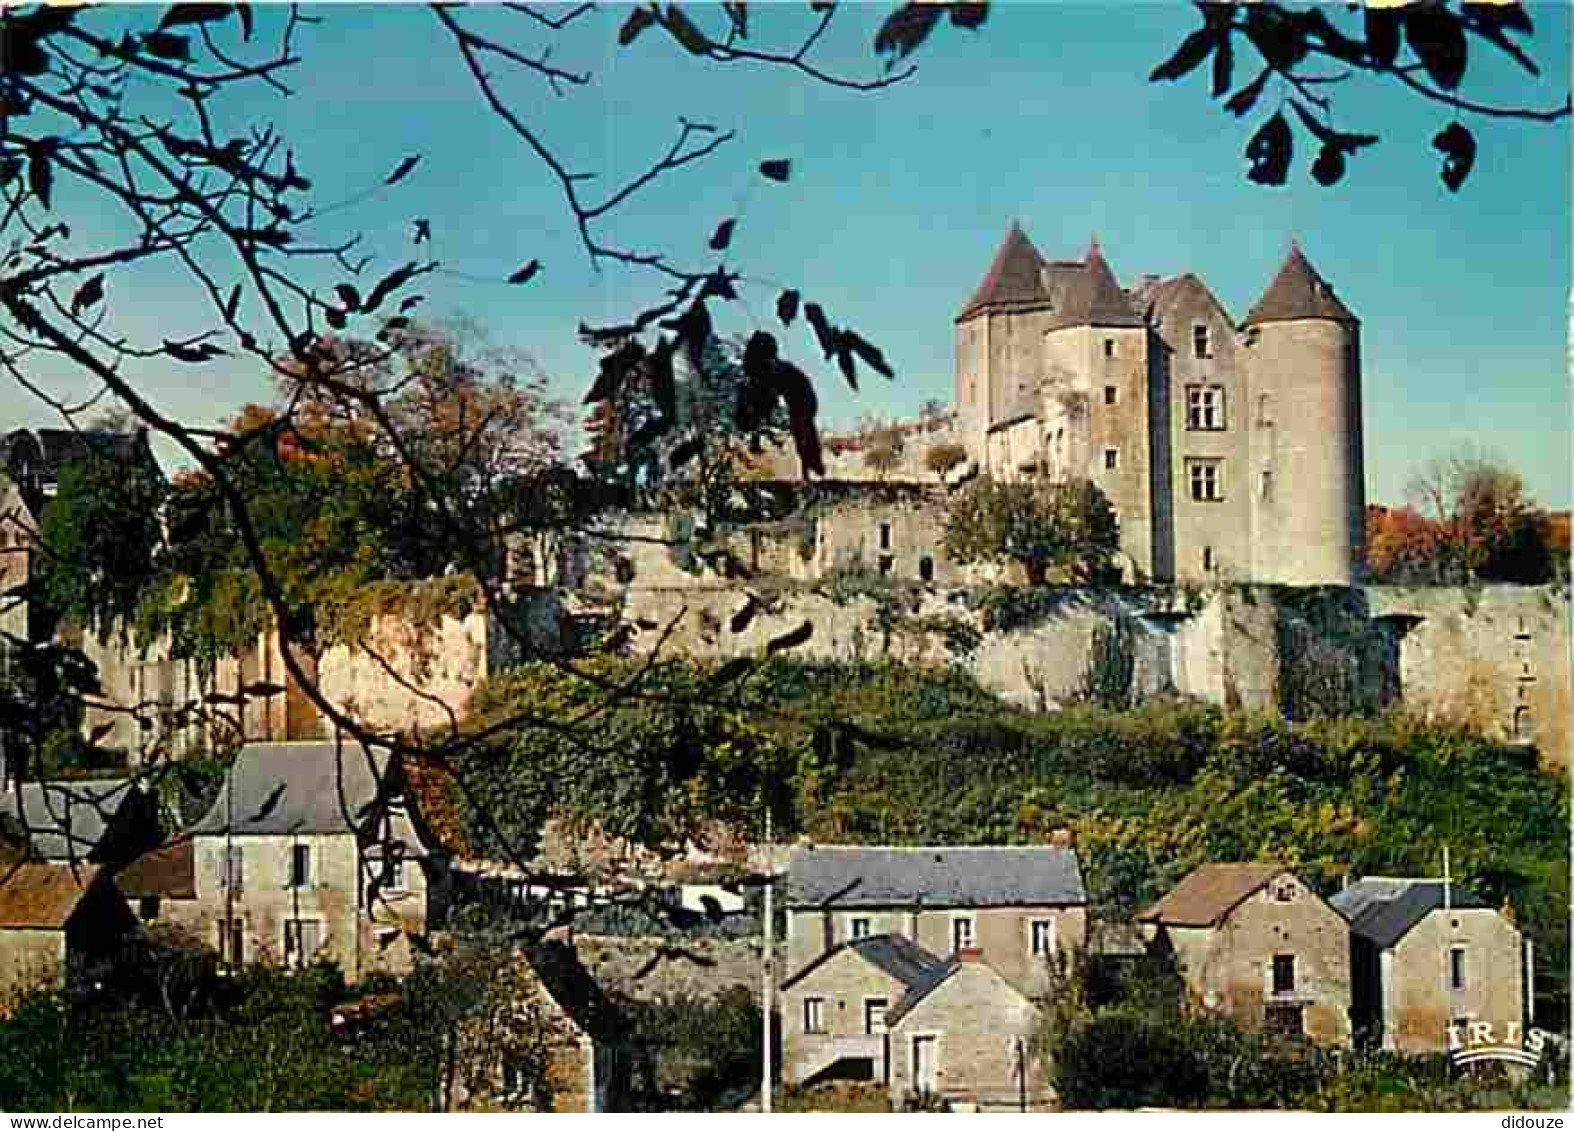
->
<box><xmin>0</xmin><ymin>779</ymin><xmax>141</xmax><ymax>862</ymax></box>
<box><xmin>780</xmin><ymin>931</ymin><xmax>959</xmax><ymax>1018</ymax></box>
<box><xmin>1045</xmin><ymin>239</ymin><xmax>1145</xmax><ymax>331</ymax></box>
<box><xmin>0</xmin><ymin>862</ymin><xmax>103</xmax><ymax>929</ymax></box>
<box><xmin>115</xmin><ymin>839</ymin><xmax>196</xmax><ymax>900</ymax></box>
<box><xmin>957</xmin><ymin>222</ymin><xmax>1052</xmax><ymax>321</ymax></box>
<box><xmin>1330</xmin><ymin>879</ymin><xmax>1492</xmax><ymax>950</ymax></box>
<box><xmin>1136</xmin><ymin>862</ymin><xmax>1285</xmax><ymax>927</ymax></box>
<box><xmin>1242</xmin><ymin>243</ymin><xmax>1357</xmax><ymax>327</ymax></box>
<box><xmin>785</xmin><ymin>844</ymin><xmax>1085</xmax><ymax>909</ymax></box>
<box><xmin>188</xmin><ymin>742</ymin><xmax>431</xmax><ymax>855</ymax></box>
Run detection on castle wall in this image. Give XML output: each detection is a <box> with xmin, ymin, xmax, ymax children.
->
<box><xmin>1245</xmin><ymin>319</ymin><xmax>1363</xmax><ymax>585</ymax></box>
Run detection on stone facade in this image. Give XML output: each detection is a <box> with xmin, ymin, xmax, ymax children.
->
<box><xmin>781</xmin><ymin>941</ymin><xmax>912</xmax><ymax>1086</ymax></box>
<box><xmin>1140</xmin><ymin>866</ymin><xmax>1353</xmax><ymax>1046</ymax></box>
<box><xmin>954</xmin><ymin>227</ymin><xmax>1365</xmax><ymax>585</ymax></box>
<box><xmin>1382</xmin><ymin>907</ymin><xmax>1524</xmax><ymax>1054</ymax></box>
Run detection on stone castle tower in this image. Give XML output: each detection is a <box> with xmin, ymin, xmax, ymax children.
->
<box><xmin>954</xmin><ymin>223</ymin><xmax>1365</xmax><ymax>585</ymax></box>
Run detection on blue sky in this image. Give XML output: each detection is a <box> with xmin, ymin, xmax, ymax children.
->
<box><xmin>9</xmin><ymin>2</ymin><xmax>1571</xmax><ymax>507</ymax></box>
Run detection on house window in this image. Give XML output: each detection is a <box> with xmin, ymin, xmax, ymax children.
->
<box><xmin>219</xmin><ymin>918</ymin><xmax>245</xmax><ymax>966</ymax></box>
<box><xmin>1202</xmin><ymin>546</ymin><xmax>1215</xmax><ymax>572</ymax></box>
<box><xmin>284</xmin><ymin>919</ymin><xmax>324</xmax><ymax>967</ymax></box>
<box><xmin>877</xmin><ymin>554</ymin><xmax>895</xmax><ymax>577</ymax></box>
<box><xmin>1188</xmin><ymin>459</ymin><xmax>1223</xmax><ymax>502</ymax></box>
<box><xmin>1260</xmin><ymin>469</ymin><xmax>1274</xmax><ymax>501</ymax></box>
<box><xmin>1185</xmin><ymin>385</ymin><xmax>1225</xmax><ymax>430</ymax></box>
<box><xmin>290</xmin><ymin>844</ymin><xmax>311</xmax><ymax>889</ymax></box>
<box><xmin>502</xmin><ymin>1060</ymin><xmax>537</xmax><ymax>1103</ymax></box>
<box><xmin>1103</xmin><ymin>338</ymin><xmax>1116</xmax><ymax>358</ymax></box>
<box><xmin>1274</xmin><ymin>880</ymin><xmax>1296</xmax><ymax>903</ymax></box>
<box><xmin>1272</xmin><ymin>954</ymin><xmax>1296</xmax><ymax>995</ymax></box>
<box><xmin>1031</xmin><ymin>919</ymin><xmax>1057</xmax><ymax>958</ymax></box>
<box><xmin>864</xmin><ymin>998</ymin><xmax>888</xmax><ymax>1035</ymax></box>
<box><xmin>951</xmin><ymin>916</ymin><xmax>975</xmax><ymax>952</ymax></box>
<box><xmin>804</xmin><ymin>997</ymin><xmax>826</xmax><ymax>1034</ymax></box>
<box><xmin>918</xmin><ymin>556</ymin><xmax>934</xmax><ymax>583</ymax></box>
<box><xmin>1103</xmin><ymin>447</ymin><xmax>1119</xmax><ymax>471</ymax></box>
<box><xmin>223</xmin><ymin>845</ymin><xmax>245</xmax><ymax>891</ymax></box>
<box><xmin>1104</xmin><ymin>385</ymin><xmax>1118</xmax><ymax>406</ymax></box>
<box><xmin>1450</xmin><ymin>947</ymin><xmax>1466</xmax><ymax>992</ymax></box>
<box><xmin>850</xmin><ymin>916</ymin><xmax>871</xmax><ymax>941</ymax></box>
<box><xmin>138</xmin><ymin>896</ymin><xmax>161</xmax><ymax>922</ymax></box>
<box><xmin>878</xmin><ymin>520</ymin><xmax>892</xmax><ymax>551</ymax></box>
<box><xmin>1192</xmin><ymin>323</ymin><xmax>1211</xmax><ymax>359</ymax></box>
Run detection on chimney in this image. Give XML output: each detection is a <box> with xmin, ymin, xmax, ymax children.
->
<box><xmin>957</xmin><ymin>947</ymin><xmax>984</xmax><ymax>964</ymax></box>
<box><xmin>1049</xmin><ymin>828</ymin><xmax>1075</xmax><ymax>848</ymax></box>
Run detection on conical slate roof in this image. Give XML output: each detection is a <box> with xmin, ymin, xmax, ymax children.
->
<box><xmin>1242</xmin><ymin>243</ymin><xmax>1357</xmax><ymax>327</ymax></box>
<box><xmin>957</xmin><ymin>222</ymin><xmax>1051</xmax><ymax>321</ymax></box>
<box><xmin>1045</xmin><ymin>238</ymin><xmax>1144</xmax><ymax>331</ymax></box>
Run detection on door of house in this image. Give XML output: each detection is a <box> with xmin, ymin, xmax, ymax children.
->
<box><xmin>912</xmin><ymin>1035</ymin><xmax>937</xmax><ymax>1093</ymax></box>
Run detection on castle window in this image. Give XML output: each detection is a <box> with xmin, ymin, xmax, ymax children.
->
<box><xmin>1257</xmin><ymin>393</ymin><xmax>1273</xmax><ymax>427</ymax></box>
<box><xmin>1449</xmin><ymin>947</ymin><xmax>1467</xmax><ymax>992</ymax></box>
<box><xmin>1260</xmin><ymin>469</ymin><xmax>1274</xmax><ymax>501</ymax></box>
<box><xmin>1104</xmin><ymin>386</ymin><xmax>1118</xmax><ymax>406</ymax></box>
<box><xmin>878</xmin><ymin>520</ymin><xmax>892</xmax><ymax>551</ymax></box>
<box><xmin>1186</xmin><ymin>385</ymin><xmax>1226</xmax><ymax>431</ymax></box>
<box><xmin>1202</xmin><ymin>546</ymin><xmax>1215</xmax><ymax>571</ymax></box>
<box><xmin>1192</xmin><ymin>323</ymin><xmax>1211</xmax><ymax>359</ymax></box>
<box><xmin>1188</xmin><ymin>460</ymin><xmax>1224</xmax><ymax>503</ymax></box>
<box><xmin>1104</xmin><ymin>447</ymin><xmax>1119</xmax><ymax>471</ymax></box>
<box><xmin>919</xmin><ymin>556</ymin><xmax>934</xmax><ymax>583</ymax></box>
<box><xmin>1103</xmin><ymin>338</ymin><xmax>1116</xmax><ymax>358</ymax></box>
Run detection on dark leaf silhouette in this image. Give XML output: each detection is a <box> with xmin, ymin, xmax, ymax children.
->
<box><xmin>87</xmin><ymin>721</ymin><xmax>116</xmax><ymax>746</ymax></box>
<box><xmin>698</xmin><ymin>268</ymin><xmax>737</xmax><ymax>302</ymax></box>
<box><xmin>766</xmin><ymin>619</ymin><xmax>814</xmax><ymax>655</ymax></box>
<box><xmin>507</xmin><ymin>259</ymin><xmax>542</xmax><ymax>285</ymax></box>
<box><xmin>1243</xmin><ymin>5</ymin><xmax>1307</xmax><ymax>70</ymax></box>
<box><xmin>399</xmin><ymin>293</ymin><xmax>424</xmax><ymax>313</ymax></box>
<box><xmin>163</xmin><ymin>340</ymin><xmax>228</xmax><ymax>363</ymax></box>
<box><xmin>70</xmin><ymin>274</ymin><xmax>104</xmax><ymax>316</ymax></box>
<box><xmin>241</xmin><ymin>680</ymin><xmax>286</xmax><ymax>698</ymax></box>
<box><xmin>874</xmin><ymin>3</ymin><xmax>943</xmax><ymax>67</ymax></box>
<box><xmin>776</xmin><ymin>289</ymin><xmax>800</xmax><ymax>326</ymax></box>
<box><xmin>776</xmin><ymin>357</ymin><xmax>823</xmax><ymax>477</ymax></box>
<box><xmin>841</xmin><ymin>329</ymin><xmax>894</xmax><ymax>380</ymax></box>
<box><xmin>26</xmin><ymin>141</ymin><xmax>54</xmax><ymax>209</ymax></box>
<box><xmin>412</xmin><ymin>218</ymin><xmax>431</xmax><ymax>244</ymax></box>
<box><xmin>326</xmin><ymin>306</ymin><xmax>347</xmax><ymax>330</ymax></box>
<box><xmin>142</xmin><ymin>32</ymin><xmax>193</xmax><ymax>61</ymax></box>
<box><xmin>1211</xmin><ymin>33</ymin><xmax>1232</xmax><ymax>98</ymax></box>
<box><xmin>385</xmin><ymin>155</ymin><xmax>421</xmax><ymax>186</ymax></box>
<box><xmin>585</xmin><ymin>340</ymin><xmax>646</xmax><ymax>404</ymax></box>
<box><xmin>949</xmin><ymin>3</ymin><xmax>988</xmax><ymax>30</ymax></box>
<box><xmin>1464</xmin><ymin>1</ymin><xmax>1532</xmax><ymax>36</ymax></box>
<box><xmin>334</xmin><ymin>283</ymin><xmax>362</xmax><ymax>311</ymax></box>
<box><xmin>1225</xmin><ymin>69</ymin><xmax>1269</xmax><ymax>116</ymax></box>
<box><xmin>223</xmin><ymin>283</ymin><xmax>241</xmax><ymax>320</ymax></box>
<box><xmin>834</xmin><ymin>340</ymin><xmax>858</xmax><ymax>391</ymax></box>
<box><xmin>1365</xmin><ymin>5</ymin><xmax>1402</xmax><ymax>68</ymax></box>
<box><xmin>1245</xmin><ymin>110</ymin><xmax>1292</xmax><ymax>186</ymax></box>
<box><xmin>1290</xmin><ymin>100</ymin><xmax>1377</xmax><ymax>151</ymax></box>
<box><xmin>728</xmin><ymin>594</ymin><xmax>760</xmax><ymax>634</ymax></box>
<box><xmin>158</xmin><ymin>4</ymin><xmax>232</xmax><ymax>30</ymax></box>
<box><xmin>709</xmin><ymin>218</ymin><xmax>736</xmax><ymax>251</ymax></box>
<box><xmin>1150</xmin><ymin>27</ymin><xmax>1218</xmax><ymax>83</ymax></box>
<box><xmin>245</xmin><ymin>782</ymin><xmax>289</xmax><ymax>826</ymax></box>
<box><xmin>1311</xmin><ymin>141</ymin><xmax>1345</xmax><ymax>186</ymax></box>
<box><xmin>758</xmin><ymin>158</ymin><xmax>792</xmax><ymax>182</ymax></box>
<box><xmin>723</xmin><ymin>2</ymin><xmax>748</xmax><ymax>39</ymax></box>
<box><xmin>668</xmin><ymin>436</ymin><xmax>702</xmax><ymax>469</ymax></box>
<box><xmin>803</xmin><ymin>302</ymin><xmax>836</xmax><ymax>359</ymax></box>
<box><xmin>619</xmin><ymin>5</ymin><xmax>657</xmax><ymax>45</ymax></box>
<box><xmin>1406</xmin><ymin>4</ymin><xmax>1468</xmax><ymax>91</ymax></box>
<box><xmin>662</xmin><ymin>5</ymin><xmax>712</xmax><ymax>55</ymax></box>
<box><xmin>378</xmin><ymin>316</ymin><xmax>410</xmax><ymax>336</ymax></box>
<box><xmin>1433</xmin><ymin>121</ymin><xmax>1476</xmax><ymax>191</ymax></box>
<box><xmin>362</xmin><ymin>261</ymin><xmax>421</xmax><ymax>312</ymax></box>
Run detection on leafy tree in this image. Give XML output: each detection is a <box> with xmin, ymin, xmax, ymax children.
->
<box><xmin>923</xmin><ymin>441</ymin><xmax>968</xmax><ymax>479</ymax></box>
<box><xmin>1398</xmin><ymin>447</ymin><xmax>1556</xmax><ymax>583</ymax></box>
<box><xmin>858</xmin><ymin>416</ymin><xmax>905</xmax><ymax>480</ymax></box>
<box><xmin>942</xmin><ymin>476</ymin><xmax>1119</xmax><ymax>585</ymax></box>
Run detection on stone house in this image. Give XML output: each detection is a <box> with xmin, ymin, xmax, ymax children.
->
<box><xmin>0</xmin><ymin>862</ymin><xmax>139</xmax><ymax>1010</ymax></box>
<box><xmin>0</xmin><ymin>778</ymin><xmax>162</xmax><ymax>867</ymax></box>
<box><xmin>1135</xmin><ymin>862</ymin><xmax>1352</xmax><ymax>1046</ymax></box>
<box><xmin>1330</xmin><ymin>877</ymin><xmax>1527</xmax><ymax>1053</ymax></box>
<box><xmin>455</xmin><ymin>942</ymin><xmax>632</xmax><ymax>1113</ymax></box>
<box><xmin>113</xmin><ymin>838</ymin><xmax>199</xmax><ymax>929</ymax></box>
<box><xmin>184</xmin><ymin>740</ymin><xmax>450</xmax><ymax>980</ymax></box>
<box><xmin>781</xmin><ymin>933</ymin><xmax>1048</xmax><ymax>1110</ymax></box>
<box><xmin>784</xmin><ymin>843</ymin><xmax>1087</xmax><ymax>998</ymax></box>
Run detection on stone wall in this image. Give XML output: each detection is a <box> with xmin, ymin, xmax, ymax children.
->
<box><xmin>1386</xmin><ymin>908</ymin><xmax>1523</xmax><ymax>1054</ymax></box>
<box><xmin>618</xmin><ymin>580</ymin><xmax>1571</xmax><ymax>768</ymax></box>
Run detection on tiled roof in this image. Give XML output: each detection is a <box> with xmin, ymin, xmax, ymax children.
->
<box><xmin>1242</xmin><ymin>243</ymin><xmax>1357</xmax><ymax>327</ymax></box>
<box><xmin>0</xmin><ymin>862</ymin><xmax>102</xmax><ymax>929</ymax></box>
<box><xmin>187</xmin><ymin>742</ymin><xmax>431</xmax><ymax>856</ymax></box>
<box><xmin>1136</xmin><ymin>863</ymin><xmax>1284</xmax><ymax>927</ymax></box>
<box><xmin>115</xmin><ymin>839</ymin><xmax>196</xmax><ymax>900</ymax></box>
<box><xmin>1330</xmin><ymin>879</ymin><xmax>1491</xmax><ymax>949</ymax></box>
<box><xmin>957</xmin><ymin>222</ymin><xmax>1052</xmax><ymax>321</ymax></box>
<box><xmin>785</xmin><ymin>844</ymin><xmax>1086</xmax><ymax>909</ymax></box>
<box><xmin>1044</xmin><ymin>239</ymin><xmax>1144</xmax><ymax>331</ymax></box>
<box><xmin>0</xmin><ymin>779</ymin><xmax>140</xmax><ymax>862</ymax></box>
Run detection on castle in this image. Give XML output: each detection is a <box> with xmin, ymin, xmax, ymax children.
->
<box><xmin>953</xmin><ymin>223</ymin><xmax>1366</xmax><ymax>586</ymax></box>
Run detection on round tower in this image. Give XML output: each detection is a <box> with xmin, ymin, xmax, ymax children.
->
<box><xmin>1241</xmin><ymin>243</ymin><xmax>1365</xmax><ymax>586</ymax></box>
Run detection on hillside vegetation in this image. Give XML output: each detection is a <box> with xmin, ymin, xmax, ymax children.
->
<box><xmin>463</xmin><ymin>659</ymin><xmax>1569</xmax><ymax>968</ymax></box>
